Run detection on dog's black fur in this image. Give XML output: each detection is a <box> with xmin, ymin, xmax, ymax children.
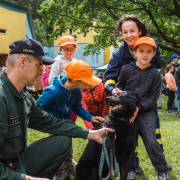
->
<box><xmin>74</xmin><ymin>92</ymin><xmax>138</xmax><ymax>180</ymax></box>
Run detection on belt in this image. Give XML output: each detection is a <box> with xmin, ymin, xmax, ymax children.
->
<box><xmin>0</xmin><ymin>157</ymin><xmax>19</xmax><ymax>170</ymax></box>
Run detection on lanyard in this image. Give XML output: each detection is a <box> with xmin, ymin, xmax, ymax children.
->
<box><xmin>99</xmin><ymin>137</ymin><xmax>118</xmax><ymax>179</ymax></box>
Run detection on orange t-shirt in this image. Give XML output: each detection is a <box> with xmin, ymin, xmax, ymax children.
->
<box><xmin>165</xmin><ymin>72</ymin><xmax>177</xmax><ymax>92</ymax></box>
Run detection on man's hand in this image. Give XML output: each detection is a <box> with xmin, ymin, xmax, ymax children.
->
<box><xmin>129</xmin><ymin>107</ymin><xmax>139</xmax><ymax>123</ymax></box>
<box><xmin>111</xmin><ymin>88</ymin><xmax>125</xmax><ymax>95</ymax></box>
<box><xmin>92</xmin><ymin>116</ymin><xmax>104</xmax><ymax>124</ymax></box>
<box><xmin>87</xmin><ymin>128</ymin><xmax>115</xmax><ymax>144</ymax></box>
<box><xmin>26</xmin><ymin>175</ymin><xmax>50</xmax><ymax>180</ymax></box>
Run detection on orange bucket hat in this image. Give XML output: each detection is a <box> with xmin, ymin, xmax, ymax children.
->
<box><xmin>55</xmin><ymin>36</ymin><xmax>77</xmax><ymax>53</ymax></box>
<box><xmin>65</xmin><ymin>60</ymin><xmax>102</xmax><ymax>86</ymax></box>
<box><xmin>133</xmin><ymin>37</ymin><xmax>157</xmax><ymax>51</ymax></box>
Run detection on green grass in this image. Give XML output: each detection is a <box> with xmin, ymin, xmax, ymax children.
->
<box><xmin>28</xmin><ymin>95</ymin><xmax>180</xmax><ymax>179</ymax></box>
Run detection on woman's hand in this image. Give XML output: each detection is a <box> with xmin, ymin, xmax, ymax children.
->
<box><xmin>129</xmin><ymin>107</ymin><xmax>139</xmax><ymax>123</ymax></box>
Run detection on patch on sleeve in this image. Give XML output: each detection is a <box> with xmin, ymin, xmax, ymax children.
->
<box><xmin>8</xmin><ymin>116</ymin><xmax>20</xmax><ymax>126</ymax></box>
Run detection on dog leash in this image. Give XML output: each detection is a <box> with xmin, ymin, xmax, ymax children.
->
<box><xmin>99</xmin><ymin>137</ymin><xmax>118</xmax><ymax>179</ymax></box>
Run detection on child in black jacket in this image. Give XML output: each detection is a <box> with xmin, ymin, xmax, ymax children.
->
<box><xmin>117</xmin><ymin>37</ymin><xmax>169</xmax><ymax>180</ymax></box>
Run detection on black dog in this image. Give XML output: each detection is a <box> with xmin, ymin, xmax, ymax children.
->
<box><xmin>74</xmin><ymin>92</ymin><xmax>138</xmax><ymax>180</ymax></box>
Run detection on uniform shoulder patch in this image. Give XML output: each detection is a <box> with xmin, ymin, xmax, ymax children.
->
<box><xmin>8</xmin><ymin>116</ymin><xmax>20</xmax><ymax>126</ymax></box>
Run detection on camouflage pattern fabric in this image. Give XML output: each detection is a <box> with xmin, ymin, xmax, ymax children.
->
<box><xmin>55</xmin><ymin>148</ymin><xmax>76</xmax><ymax>180</ymax></box>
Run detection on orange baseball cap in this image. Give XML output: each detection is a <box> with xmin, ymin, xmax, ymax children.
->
<box><xmin>133</xmin><ymin>37</ymin><xmax>157</xmax><ymax>51</ymax></box>
<box><xmin>55</xmin><ymin>36</ymin><xmax>77</xmax><ymax>53</ymax></box>
<box><xmin>65</xmin><ymin>60</ymin><xmax>102</xmax><ymax>85</ymax></box>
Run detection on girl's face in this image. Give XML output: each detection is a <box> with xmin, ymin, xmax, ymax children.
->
<box><xmin>46</xmin><ymin>67</ymin><xmax>51</xmax><ymax>72</ymax></box>
<box><xmin>170</xmin><ymin>66</ymin><xmax>174</xmax><ymax>73</ymax></box>
<box><xmin>121</xmin><ymin>20</ymin><xmax>142</xmax><ymax>51</ymax></box>
<box><xmin>61</xmin><ymin>44</ymin><xmax>75</xmax><ymax>60</ymax></box>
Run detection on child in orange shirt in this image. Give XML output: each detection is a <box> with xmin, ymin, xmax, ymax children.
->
<box><xmin>81</xmin><ymin>83</ymin><xmax>109</xmax><ymax>129</ymax></box>
<box><xmin>165</xmin><ymin>63</ymin><xmax>177</xmax><ymax>113</ymax></box>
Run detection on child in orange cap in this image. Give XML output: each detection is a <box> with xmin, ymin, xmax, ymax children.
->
<box><xmin>117</xmin><ymin>37</ymin><xmax>169</xmax><ymax>180</ymax></box>
<box><xmin>49</xmin><ymin>36</ymin><xmax>77</xmax><ymax>85</ymax></box>
<box><xmin>49</xmin><ymin>36</ymin><xmax>78</xmax><ymax>128</ymax></box>
<box><xmin>38</xmin><ymin>60</ymin><xmax>104</xmax><ymax>180</ymax></box>
<box><xmin>41</xmin><ymin>65</ymin><xmax>51</xmax><ymax>89</ymax></box>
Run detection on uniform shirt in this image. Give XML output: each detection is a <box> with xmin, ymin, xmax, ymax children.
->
<box><xmin>0</xmin><ymin>73</ymin><xmax>89</xmax><ymax>180</ymax></box>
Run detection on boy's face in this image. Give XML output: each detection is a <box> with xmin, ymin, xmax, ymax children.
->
<box><xmin>76</xmin><ymin>80</ymin><xmax>88</xmax><ymax>90</ymax></box>
<box><xmin>173</xmin><ymin>57</ymin><xmax>179</xmax><ymax>64</ymax></box>
<box><xmin>86</xmin><ymin>85</ymin><xmax>95</xmax><ymax>89</ymax></box>
<box><xmin>134</xmin><ymin>44</ymin><xmax>155</xmax><ymax>68</ymax></box>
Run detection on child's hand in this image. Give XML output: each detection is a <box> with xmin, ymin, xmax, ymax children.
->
<box><xmin>129</xmin><ymin>107</ymin><xmax>139</xmax><ymax>123</ymax></box>
<box><xmin>92</xmin><ymin>116</ymin><xmax>104</xmax><ymax>124</ymax></box>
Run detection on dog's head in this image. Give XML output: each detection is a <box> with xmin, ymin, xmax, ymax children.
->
<box><xmin>105</xmin><ymin>92</ymin><xmax>137</xmax><ymax>121</ymax></box>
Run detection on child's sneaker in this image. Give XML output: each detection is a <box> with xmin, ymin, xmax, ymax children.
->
<box><xmin>167</xmin><ymin>110</ymin><xmax>176</xmax><ymax>114</ymax></box>
<box><xmin>158</xmin><ymin>172</ymin><xmax>169</xmax><ymax>180</ymax></box>
<box><xmin>127</xmin><ymin>170</ymin><xmax>136</xmax><ymax>180</ymax></box>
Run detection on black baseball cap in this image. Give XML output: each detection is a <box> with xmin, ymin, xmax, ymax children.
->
<box><xmin>9</xmin><ymin>38</ymin><xmax>55</xmax><ymax>65</ymax></box>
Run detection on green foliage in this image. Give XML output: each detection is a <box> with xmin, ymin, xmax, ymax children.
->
<box><xmin>6</xmin><ymin>0</ymin><xmax>44</xmax><ymax>19</ymax></box>
<box><xmin>33</xmin><ymin>19</ymin><xmax>54</xmax><ymax>46</ymax></box>
<box><xmin>39</xmin><ymin>0</ymin><xmax>180</xmax><ymax>65</ymax></box>
<box><xmin>33</xmin><ymin>19</ymin><xmax>46</xmax><ymax>44</ymax></box>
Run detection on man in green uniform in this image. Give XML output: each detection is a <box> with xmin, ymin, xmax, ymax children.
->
<box><xmin>0</xmin><ymin>38</ymin><xmax>114</xmax><ymax>180</ymax></box>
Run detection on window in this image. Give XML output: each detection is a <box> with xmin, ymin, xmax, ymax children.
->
<box><xmin>69</xmin><ymin>29</ymin><xmax>72</xmax><ymax>35</ymax></box>
<box><xmin>91</xmin><ymin>53</ymin><xmax>94</xmax><ymax>62</ymax></box>
<box><xmin>96</xmin><ymin>53</ymin><xmax>98</xmax><ymax>63</ymax></box>
<box><xmin>0</xmin><ymin>29</ymin><xmax>6</xmax><ymax>34</ymax></box>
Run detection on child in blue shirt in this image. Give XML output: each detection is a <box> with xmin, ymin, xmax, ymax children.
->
<box><xmin>38</xmin><ymin>60</ymin><xmax>104</xmax><ymax>123</ymax></box>
<box><xmin>37</xmin><ymin>60</ymin><xmax>104</xmax><ymax>180</ymax></box>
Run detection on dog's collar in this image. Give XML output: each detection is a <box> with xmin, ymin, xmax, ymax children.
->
<box><xmin>109</xmin><ymin>113</ymin><xmax>129</xmax><ymax>121</ymax></box>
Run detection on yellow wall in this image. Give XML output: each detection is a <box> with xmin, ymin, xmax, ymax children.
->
<box><xmin>54</xmin><ymin>26</ymin><xmax>114</xmax><ymax>65</ymax></box>
<box><xmin>0</xmin><ymin>7</ymin><xmax>26</xmax><ymax>54</ymax></box>
<box><xmin>103</xmin><ymin>47</ymin><xmax>112</xmax><ymax>64</ymax></box>
<box><xmin>54</xmin><ymin>27</ymin><xmax>95</xmax><ymax>46</ymax></box>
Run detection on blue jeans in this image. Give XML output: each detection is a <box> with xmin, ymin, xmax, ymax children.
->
<box><xmin>177</xmin><ymin>86</ymin><xmax>180</xmax><ymax>112</ymax></box>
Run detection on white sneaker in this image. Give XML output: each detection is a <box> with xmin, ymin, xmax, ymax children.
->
<box><xmin>72</xmin><ymin>159</ymin><xmax>77</xmax><ymax>166</ymax></box>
